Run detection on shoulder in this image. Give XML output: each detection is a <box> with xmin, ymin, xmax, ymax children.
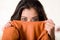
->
<box><xmin>3</xmin><ymin>21</ymin><xmax>18</xmax><ymax>34</ymax></box>
<box><xmin>2</xmin><ymin>21</ymin><xmax>19</xmax><ymax>40</ymax></box>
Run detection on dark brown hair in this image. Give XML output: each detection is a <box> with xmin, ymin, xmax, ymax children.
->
<box><xmin>11</xmin><ymin>0</ymin><xmax>48</xmax><ymax>21</ymax></box>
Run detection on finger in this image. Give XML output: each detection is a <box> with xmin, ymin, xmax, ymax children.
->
<box><xmin>45</xmin><ymin>19</ymin><xmax>55</xmax><ymax>25</ymax></box>
<box><xmin>45</xmin><ymin>22</ymin><xmax>55</xmax><ymax>28</ymax></box>
<box><xmin>45</xmin><ymin>23</ymin><xmax>55</xmax><ymax>31</ymax></box>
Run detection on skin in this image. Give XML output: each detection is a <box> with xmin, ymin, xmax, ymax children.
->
<box><xmin>21</xmin><ymin>8</ymin><xmax>55</xmax><ymax>40</ymax></box>
<box><xmin>21</xmin><ymin>8</ymin><xmax>39</xmax><ymax>22</ymax></box>
<box><xmin>45</xmin><ymin>19</ymin><xmax>55</xmax><ymax>40</ymax></box>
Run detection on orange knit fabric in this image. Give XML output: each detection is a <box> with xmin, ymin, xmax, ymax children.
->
<box><xmin>2</xmin><ymin>20</ymin><xmax>50</xmax><ymax>40</ymax></box>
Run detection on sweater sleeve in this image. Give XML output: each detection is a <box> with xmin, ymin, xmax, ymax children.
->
<box><xmin>2</xmin><ymin>23</ymin><xmax>19</xmax><ymax>40</ymax></box>
<box><xmin>37</xmin><ymin>30</ymin><xmax>51</xmax><ymax>40</ymax></box>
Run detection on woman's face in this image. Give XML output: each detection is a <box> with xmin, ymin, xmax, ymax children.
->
<box><xmin>21</xmin><ymin>8</ymin><xmax>39</xmax><ymax>22</ymax></box>
<box><xmin>21</xmin><ymin>8</ymin><xmax>39</xmax><ymax>21</ymax></box>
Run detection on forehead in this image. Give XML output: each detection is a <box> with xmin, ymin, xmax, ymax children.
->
<box><xmin>21</xmin><ymin>8</ymin><xmax>38</xmax><ymax>17</ymax></box>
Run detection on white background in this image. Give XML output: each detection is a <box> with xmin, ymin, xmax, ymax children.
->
<box><xmin>0</xmin><ymin>0</ymin><xmax>60</xmax><ymax>40</ymax></box>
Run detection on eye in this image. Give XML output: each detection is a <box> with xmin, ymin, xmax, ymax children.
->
<box><xmin>21</xmin><ymin>17</ymin><xmax>27</xmax><ymax>21</ymax></box>
<box><xmin>32</xmin><ymin>17</ymin><xmax>39</xmax><ymax>21</ymax></box>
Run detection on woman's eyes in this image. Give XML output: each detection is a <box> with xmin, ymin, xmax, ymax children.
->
<box><xmin>32</xmin><ymin>18</ymin><xmax>39</xmax><ymax>21</ymax></box>
<box><xmin>21</xmin><ymin>18</ymin><xmax>27</xmax><ymax>21</ymax></box>
<box><xmin>21</xmin><ymin>17</ymin><xmax>39</xmax><ymax>21</ymax></box>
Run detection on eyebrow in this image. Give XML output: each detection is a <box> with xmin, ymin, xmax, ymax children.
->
<box><xmin>22</xmin><ymin>16</ymin><xmax>38</xmax><ymax>17</ymax></box>
<box><xmin>32</xmin><ymin>16</ymin><xmax>38</xmax><ymax>19</ymax></box>
<box><xmin>21</xmin><ymin>16</ymin><xmax>38</xmax><ymax>19</ymax></box>
<box><xmin>21</xmin><ymin>16</ymin><xmax>27</xmax><ymax>18</ymax></box>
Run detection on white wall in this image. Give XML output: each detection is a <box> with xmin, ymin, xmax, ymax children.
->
<box><xmin>0</xmin><ymin>0</ymin><xmax>60</xmax><ymax>40</ymax></box>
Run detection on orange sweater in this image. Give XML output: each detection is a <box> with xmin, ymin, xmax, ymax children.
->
<box><xmin>2</xmin><ymin>20</ymin><xmax>51</xmax><ymax>40</ymax></box>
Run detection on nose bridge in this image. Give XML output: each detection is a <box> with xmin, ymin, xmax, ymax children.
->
<box><xmin>27</xmin><ymin>18</ymin><xmax>32</xmax><ymax>22</ymax></box>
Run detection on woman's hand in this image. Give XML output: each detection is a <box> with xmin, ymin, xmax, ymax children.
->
<box><xmin>45</xmin><ymin>19</ymin><xmax>55</xmax><ymax>40</ymax></box>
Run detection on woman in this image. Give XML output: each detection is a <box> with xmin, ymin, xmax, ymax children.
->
<box><xmin>2</xmin><ymin>0</ymin><xmax>55</xmax><ymax>40</ymax></box>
